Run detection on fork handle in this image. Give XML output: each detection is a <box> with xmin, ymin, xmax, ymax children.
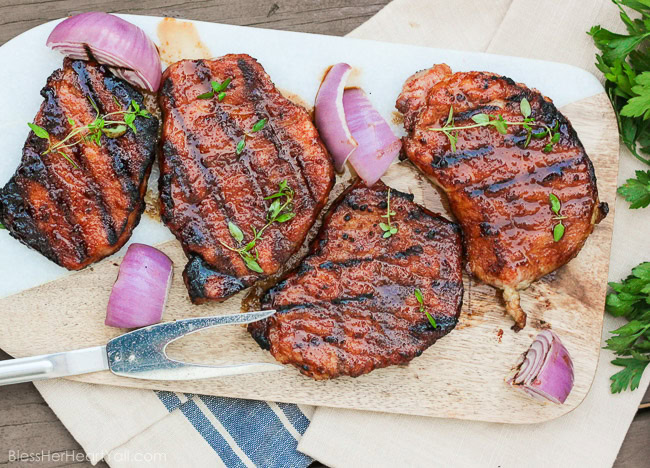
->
<box><xmin>0</xmin><ymin>354</ymin><xmax>56</xmax><ymax>385</ymax></box>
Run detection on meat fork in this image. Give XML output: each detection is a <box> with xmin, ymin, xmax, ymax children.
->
<box><xmin>0</xmin><ymin>310</ymin><xmax>282</xmax><ymax>385</ymax></box>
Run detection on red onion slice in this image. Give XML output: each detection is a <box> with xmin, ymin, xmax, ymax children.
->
<box><xmin>314</xmin><ymin>63</ymin><xmax>358</xmax><ymax>171</ymax></box>
<box><xmin>507</xmin><ymin>330</ymin><xmax>575</xmax><ymax>404</ymax></box>
<box><xmin>343</xmin><ymin>88</ymin><xmax>401</xmax><ymax>187</ymax></box>
<box><xmin>106</xmin><ymin>244</ymin><xmax>173</xmax><ymax>329</ymax></box>
<box><xmin>47</xmin><ymin>12</ymin><xmax>162</xmax><ymax>92</ymax></box>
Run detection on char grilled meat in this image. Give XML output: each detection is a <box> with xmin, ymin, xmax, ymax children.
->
<box><xmin>158</xmin><ymin>54</ymin><xmax>334</xmax><ymax>304</ymax></box>
<box><xmin>397</xmin><ymin>64</ymin><xmax>608</xmax><ymax>330</ymax></box>
<box><xmin>0</xmin><ymin>59</ymin><xmax>158</xmax><ymax>270</ymax></box>
<box><xmin>249</xmin><ymin>180</ymin><xmax>463</xmax><ymax>380</ymax></box>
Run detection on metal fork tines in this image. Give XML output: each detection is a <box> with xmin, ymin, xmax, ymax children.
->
<box><xmin>106</xmin><ymin>310</ymin><xmax>283</xmax><ymax>381</ymax></box>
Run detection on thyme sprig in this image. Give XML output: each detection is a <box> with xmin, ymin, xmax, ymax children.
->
<box><xmin>197</xmin><ymin>77</ymin><xmax>232</xmax><ymax>100</ymax></box>
<box><xmin>236</xmin><ymin>118</ymin><xmax>268</xmax><ymax>156</ymax></box>
<box><xmin>429</xmin><ymin>98</ymin><xmax>560</xmax><ymax>153</ymax></box>
<box><xmin>379</xmin><ymin>188</ymin><xmax>398</xmax><ymax>238</ymax></box>
<box><xmin>27</xmin><ymin>98</ymin><xmax>150</xmax><ymax>169</ymax></box>
<box><xmin>220</xmin><ymin>180</ymin><xmax>295</xmax><ymax>273</ymax></box>
<box><xmin>549</xmin><ymin>193</ymin><xmax>567</xmax><ymax>242</ymax></box>
<box><xmin>415</xmin><ymin>288</ymin><xmax>437</xmax><ymax>329</ymax></box>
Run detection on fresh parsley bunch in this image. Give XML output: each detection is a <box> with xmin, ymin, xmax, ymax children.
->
<box><xmin>589</xmin><ymin>0</ymin><xmax>650</xmax><ymax>208</ymax></box>
<box><xmin>605</xmin><ymin>262</ymin><xmax>650</xmax><ymax>392</ymax></box>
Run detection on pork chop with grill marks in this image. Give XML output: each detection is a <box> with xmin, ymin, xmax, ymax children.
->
<box><xmin>248</xmin><ymin>180</ymin><xmax>463</xmax><ymax>380</ymax></box>
<box><xmin>0</xmin><ymin>58</ymin><xmax>158</xmax><ymax>270</ymax></box>
<box><xmin>397</xmin><ymin>64</ymin><xmax>608</xmax><ymax>330</ymax></box>
<box><xmin>158</xmin><ymin>54</ymin><xmax>334</xmax><ymax>304</ymax></box>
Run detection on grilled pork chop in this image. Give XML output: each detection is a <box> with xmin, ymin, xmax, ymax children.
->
<box><xmin>159</xmin><ymin>55</ymin><xmax>334</xmax><ymax>304</ymax></box>
<box><xmin>249</xmin><ymin>180</ymin><xmax>463</xmax><ymax>380</ymax></box>
<box><xmin>0</xmin><ymin>59</ymin><xmax>158</xmax><ymax>270</ymax></box>
<box><xmin>397</xmin><ymin>64</ymin><xmax>607</xmax><ymax>330</ymax></box>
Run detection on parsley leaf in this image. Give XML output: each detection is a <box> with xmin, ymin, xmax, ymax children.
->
<box><xmin>589</xmin><ymin>0</ymin><xmax>650</xmax><ymax>173</ymax></box>
<box><xmin>618</xmin><ymin>170</ymin><xmax>650</xmax><ymax>208</ymax></box>
<box><xmin>605</xmin><ymin>262</ymin><xmax>650</xmax><ymax>392</ymax></box>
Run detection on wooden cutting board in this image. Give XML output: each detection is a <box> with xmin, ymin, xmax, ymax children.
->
<box><xmin>0</xmin><ymin>16</ymin><xmax>618</xmax><ymax>424</ymax></box>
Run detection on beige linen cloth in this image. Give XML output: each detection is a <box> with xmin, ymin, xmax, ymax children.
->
<box><xmin>32</xmin><ymin>1</ymin><xmax>650</xmax><ymax>466</ymax></box>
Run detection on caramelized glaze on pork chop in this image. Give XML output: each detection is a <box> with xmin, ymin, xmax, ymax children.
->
<box><xmin>158</xmin><ymin>54</ymin><xmax>334</xmax><ymax>303</ymax></box>
<box><xmin>249</xmin><ymin>180</ymin><xmax>463</xmax><ymax>379</ymax></box>
<box><xmin>0</xmin><ymin>59</ymin><xmax>158</xmax><ymax>270</ymax></box>
<box><xmin>398</xmin><ymin>64</ymin><xmax>607</xmax><ymax>330</ymax></box>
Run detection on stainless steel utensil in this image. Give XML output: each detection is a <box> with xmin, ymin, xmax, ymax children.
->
<box><xmin>0</xmin><ymin>310</ymin><xmax>281</xmax><ymax>386</ymax></box>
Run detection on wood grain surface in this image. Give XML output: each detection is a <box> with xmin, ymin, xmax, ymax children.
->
<box><xmin>0</xmin><ymin>1</ymin><xmax>647</xmax><ymax>466</ymax></box>
<box><xmin>0</xmin><ymin>91</ymin><xmax>619</xmax><ymax>424</ymax></box>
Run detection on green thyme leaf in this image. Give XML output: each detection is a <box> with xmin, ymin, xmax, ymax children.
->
<box><xmin>425</xmin><ymin>311</ymin><xmax>438</xmax><ymax>329</ymax></box>
<box><xmin>197</xmin><ymin>91</ymin><xmax>215</xmax><ymax>99</ymax></box>
<box><xmin>216</xmin><ymin>77</ymin><xmax>232</xmax><ymax>92</ymax></box>
<box><xmin>520</xmin><ymin>97</ymin><xmax>532</xmax><ymax>118</ymax></box>
<box><xmin>446</xmin><ymin>106</ymin><xmax>454</xmax><ymax>126</ymax></box>
<box><xmin>28</xmin><ymin>123</ymin><xmax>49</xmax><ymax>139</ymax></box>
<box><xmin>379</xmin><ymin>222</ymin><xmax>390</xmax><ymax>231</ymax></box>
<box><xmin>243</xmin><ymin>255</ymin><xmax>264</xmax><ymax>273</ymax></box>
<box><xmin>492</xmin><ymin>116</ymin><xmax>508</xmax><ymax>134</ymax></box>
<box><xmin>472</xmin><ymin>113</ymin><xmax>490</xmax><ymax>124</ymax></box>
<box><xmin>275</xmin><ymin>212</ymin><xmax>295</xmax><ymax>223</ymax></box>
<box><xmin>553</xmin><ymin>222</ymin><xmax>565</xmax><ymax>242</ymax></box>
<box><xmin>618</xmin><ymin>170</ymin><xmax>650</xmax><ymax>209</ymax></box>
<box><xmin>551</xmin><ymin>132</ymin><xmax>561</xmax><ymax>144</ymax></box>
<box><xmin>252</xmin><ymin>118</ymin><xmax>268</xmax><ymax>133</ymax></box>
<box><xmin>218</xmin><ymin>92</ymin><xmax>226</xmax><ymax>101</ymax></box>
<box><xmin>102</xmin><ymin>125</ymin><xmax>127</xmax><ymax>139</ymax></box>
<box><xmin>549</xmin><ymin>193</ymin><xmax>561</xmax><ymax>214</ymax></box>
<box><xmin>236</xmin><ymin>139</ymin><xmax>246</xmax><ymax>155</ymax></box>
<box><xmin>0</xmin><ymin>222</ymin><xmax>5</xmax><ymax>229</ymax></box>
<box><xmin>228</xmin><ymin>221</ymin><xmax>244</xmax><ymax>243</ymax></box>
<box><xmin>67</xmin><ymin>117</ymin><xmax>76</xmax><ymax>126</ymax></box>
<box><xmin>414</xmin><ymin>288</ymin><xmax>424</xmax><ymax>309</ymax></box>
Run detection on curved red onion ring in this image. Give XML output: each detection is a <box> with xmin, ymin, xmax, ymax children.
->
<box><xmin>106</xmin><ymin>244</ymin><xmax>173</xmax><ymax>329</ymax></box>
<box><xmin>314</xmin><ymin>63</ymin><xmax>358</xmax><ymax>171</ymax></box>
<box><xmin>507</xmin><ymin>330</ymin><xmax>575</xmax><ymax>404</ymax></box>
<box><xmin>343</xmin><ymin>88</ymin><xmax>402</xmax><ymax>187</ymax></box>
<box><xmin>47</xmin><ymin>12</ymin><xmax>162</xmax><ymax>92</ymax></box>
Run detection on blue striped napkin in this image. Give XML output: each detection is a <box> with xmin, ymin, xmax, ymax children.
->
<box><xmin>155</xmin><ymin>391</ymin><xmax>313</xmax><ymax>467</ymax></box>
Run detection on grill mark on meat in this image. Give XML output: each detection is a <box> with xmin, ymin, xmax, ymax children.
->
<box><xmin>237</xmin><ymin>58</ymin><xmax>318</xmax><ymax>205</ymax></box>
<box><xmin>69</xmin><ymin>60</ymin><xmax>119</xmax><ymax>245</ymax></box>
<box><xmin>398</xmin><ymin>64</ymin><xmax>606</xmax><ymax>330</ymax></box>
<box><xmin>159</xmin><ymin>55</ymin><xmax>334</xmax><ymax>303</ymax></box>
<box><xmin>468</xmin><ymin>157</ymin><xmax>581</xmax><ymax>198</ymax></box>
<box><xmin>160</xmin><ymin>71</ymin><xmax>240</xmax><ymax>276</ymax></box>
<box><xmin>0</xmin><ymin>59</ymin><xmax>157</xmax><ymax>269</ymax></box>
<box><xmin>31</xmin><ymin>89</ymin><xmax>89</xmax><ymax>262</ymax></box>
<box><xmin>249</xmin><ymin>180</ymin><xmax>463</xmax><ymax>379</ymax></box>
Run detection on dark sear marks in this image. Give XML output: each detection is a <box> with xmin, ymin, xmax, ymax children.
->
<box><xmin>0</xmin><ymin>58</ymin><xmax>158</xmax><ymax>270</ymax></box>
<box><xmin>397</xmin><ymin>64</ymin><xmax>608</xmax><ymax>330</ymax></box>
<box><xmin>248</xmin><ymin>180</ymin><xmax>464</xmax><ymax>380</ymax></box>
<box><xmin>158</xmin><ymin>54</ymin><xmax>334</xmax><ymax>304</ymax></box>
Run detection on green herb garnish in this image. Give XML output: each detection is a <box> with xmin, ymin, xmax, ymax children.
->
<box><xmin>235</xmin><ymin>119</ymin><xmax>268</xmax><ymax>156</ymax></box>
<box><xmin>604</xmin><ymin>262</ymin><xmax>650</xmax><ymax>392</ymax></box>
<box><xmin>220</xmin><ymin>180</ymin><xmax>295</xmax><ymax>273</ymax></box>
<box><xmin>589</xmin><ymin>1</ymin><xmax>650</xmax><ymax>208</ymax></box>
<box><xmin>198</xmin><ymin>77</ymin><xmax>232</xmax><ymax>100</ymax></box>
<box><xmin>379</xmin><ymin>188</ymin><xmax>398</xmax><ymax>238</ymax></box>
<box><xmin>415</xmin><ymin>288</ymin><xmax>437</xmax><ymax>329</ymax></box>
<box><xmin>549</xmin><ymin>193</ymin><xmax>566</xmax><ymax>242</ymax></box>
<box><xmin>0</xmin><ymin>222</ymin><xmax>5</xmax><ymax>230</ymax></box>
<box><xmin>430</xmin><ymin>98</ymin><xmax>560</xmax><ymax>153</ymax></box>
<box><xmin>27</xmin><ymin>98</ymin><xmax>149</xmax><ymax>169</ymax></box>
<box><xmin>618</xmin><ymin>170</ymin><xmax>650</xmax><ymax>209</ymax></box>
